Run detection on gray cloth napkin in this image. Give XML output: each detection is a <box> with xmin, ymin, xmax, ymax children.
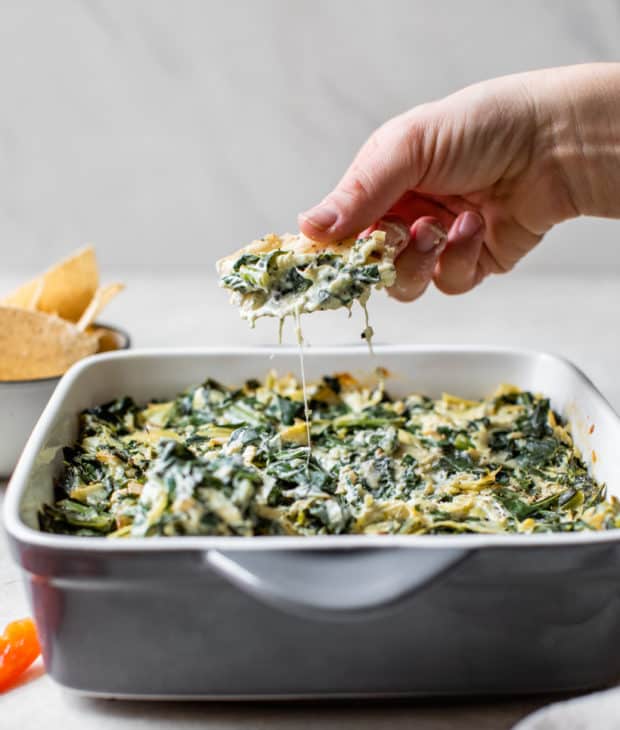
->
<box><xmin>514</xmin><ymin>687</ymin><xmax>620</xmax><ymax>730</ymax></box>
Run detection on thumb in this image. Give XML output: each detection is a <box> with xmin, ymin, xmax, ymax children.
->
<box><xmin>298</xmin><ymin>114</ymin><xmax>429</xmax><ymax>242</ymax></box>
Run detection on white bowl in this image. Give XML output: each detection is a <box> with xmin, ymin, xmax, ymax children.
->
<box><xmin>0</xmin><ymin>323</ymin><xmax>130</xmax><ymax>478</ymax></box>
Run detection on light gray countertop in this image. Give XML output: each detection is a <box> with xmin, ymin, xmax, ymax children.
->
<box><xmin>1</xmin><ymin>271</ymin><xmax>619</xmax><ymax>727</ymax></box>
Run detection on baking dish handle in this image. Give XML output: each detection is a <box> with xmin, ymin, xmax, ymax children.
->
<box><xmin>206</xmin><ymin>547</ymin><xmax>469</xmax><ymax>619</ymax></box>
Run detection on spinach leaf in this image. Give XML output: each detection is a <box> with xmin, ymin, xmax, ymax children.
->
<box><xmin>496</xmin><ymin>488</ymin><xmax>558</xmax><ymax>520</ymax></box>
<box><xmin>266</xmin><ymin>395</ymin><xmax>302</xmax><ymax>426</ymax></box>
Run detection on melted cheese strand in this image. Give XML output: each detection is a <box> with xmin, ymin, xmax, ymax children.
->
<box><xmin>361</xmin><ymin>301</ymin><xmax>374</xmax><ymax>356</ymax></box>
<box><xmin>294</xmin><ymin>304</ymin><xmax>312</xmax><ymax>461</ymax></box>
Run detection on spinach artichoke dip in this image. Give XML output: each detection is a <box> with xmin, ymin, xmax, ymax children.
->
<box><xmin>217</xmin><ymin>230</ymin><xmax>396</xmax><ymax>340</ymax></box>
<box><xmin>40</xmin><ymin>371</ymin><xmax>618</xmax><ymax>537</ymax></box>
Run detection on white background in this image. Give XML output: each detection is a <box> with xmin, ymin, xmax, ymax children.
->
<box><xmin>0</xmin><ymin>0</ymin><xmax>619</xmax><ymax>274</ymax></box>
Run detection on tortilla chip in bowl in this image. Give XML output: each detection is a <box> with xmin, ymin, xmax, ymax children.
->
<box><xmin>0</xmin><ymin>247</ymin><xmax>129</xmax><ymax>475</ymax></box>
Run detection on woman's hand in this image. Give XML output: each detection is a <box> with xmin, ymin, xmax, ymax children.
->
<box><xmin>298</xmin><ymin>64</ymin><xmax>620</xmax><ymax>301</ymax></box>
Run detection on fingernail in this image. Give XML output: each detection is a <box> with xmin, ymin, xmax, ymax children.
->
<box><xmin>299</xmin><ymin>204</ymin><xmax>338</xmax><ymax>231</ymax></box>
<box><xmin>413</xmin><ymin>221</ymin><xmax>447</xmax><ymax>253</ymax></box>
<box><xmin>457</xmin><ymin>211</ymin><xmax>484</xmax><ymax>238</ymax></box>
<box><xmin>377</xmin><ymin>217</ymin><xmax>410</xmax><ymax>253</ymax></box>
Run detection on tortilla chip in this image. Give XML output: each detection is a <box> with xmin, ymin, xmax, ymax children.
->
<box><xmin>0</xmin><ymin>306</ymin><xmax>98</xmax><ymax>381</ymax></box>
<box><xmin>88</xmin><ymin>326</ymin><xmax>124</xmax><ymax>353</ymax></box>
<box><xmin>36</xmin><ymin>246</ymin><xmax>99</xmax><ymax>322</ymax></box>
<box><xmin>77</xmin><ymin>283</ymin><xmax>125</xmax><ymax>331</ymax></box>
<box><xmin>1</xmin><ymin>277</ymin><xmax>43</xmax><ymax>310</ymax></box>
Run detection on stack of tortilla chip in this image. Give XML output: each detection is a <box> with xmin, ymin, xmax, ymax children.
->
<box><xmin>1</xmin><ymin>246</ymin><xmax>124</xmax><ymax>381</ymax></box>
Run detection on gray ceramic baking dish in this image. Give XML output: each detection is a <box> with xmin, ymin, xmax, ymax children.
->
<box><xmin>5</xmin><ymin>346</ymin><xmax>620</xmax><ymax>699</ymax></box>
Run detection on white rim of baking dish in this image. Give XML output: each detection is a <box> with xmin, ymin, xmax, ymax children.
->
<box><xmin>5</xmin><ymin>344</ymin><xmax>620</xmax><ymax>550</ymax></box>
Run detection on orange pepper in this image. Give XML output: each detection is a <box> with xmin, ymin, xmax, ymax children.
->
<box><xmin>0</xmin><ymin>618</ymin><xmax>41</xmax><ymax>692</ymax></box>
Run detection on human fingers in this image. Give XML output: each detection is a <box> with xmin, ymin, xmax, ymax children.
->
<box><xmin>297</xmin><ymin>114</ymin><xmax>431</xmax><ymax>242</ymax></box>
<box><xmin>432</xmin><ymin>211</ymin><xmax>486</xmax><ymax>295</ymax></box>
<box><xmin>369</xmin><ymin>191</ymin><xmax>456</xmax><ymax>255</ymax></box>
<box><xmin>388</xmin><ymin>217</ymin><xmax>448</xmax><ymax>302</ymax></box>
